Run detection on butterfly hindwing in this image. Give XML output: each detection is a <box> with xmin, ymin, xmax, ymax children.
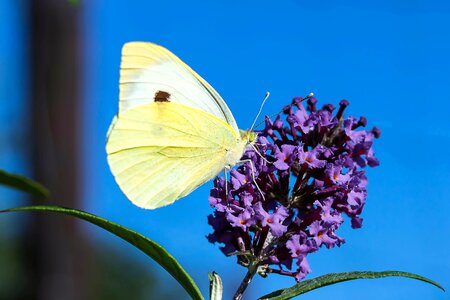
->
<box><xmin>106</xmin><ymin>102</ymin><xmax>243</xmax><ymax>209</ymax></box>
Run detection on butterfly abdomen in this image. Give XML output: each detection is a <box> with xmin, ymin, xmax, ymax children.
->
<box><xmin>224</xmin><ymin>138</ymin><xmax>247</xmax><ymax>167</ymax></box>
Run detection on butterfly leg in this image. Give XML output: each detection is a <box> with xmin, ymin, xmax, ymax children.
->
<box><xmin>237</xmin><ymin>159</ymin><xmax>265</xmax><ymax>201</ymax></box>
<box><xmin>224</xmin><ymin>166</ymin><xmax>231</xmax><ymax>206</ymax></box>
<box><xmin>250</xmin><ymin>143</ymin><xmax>270</xmax><ymax>164</ymax></box>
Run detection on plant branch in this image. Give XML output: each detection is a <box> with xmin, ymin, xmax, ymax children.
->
<box><xmin>232</xmin><ymin>262</ymin><xmax>259</xmax><ymax>300</ymax></box>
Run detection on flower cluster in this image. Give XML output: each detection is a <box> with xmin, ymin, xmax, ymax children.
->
<box><xmin>207</xmin><ymin>95</ymin><xmax>380</xmax><ymax>281</ymax></box>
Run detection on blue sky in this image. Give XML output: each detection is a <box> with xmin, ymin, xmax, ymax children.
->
<box><xmin>2</xmin><ymin>0</ymin><xmax>450</xmax><ymax>299</ymax></box>
<box><xmin>82</xmin><ymin>1</ymin><xmax>450</xmax><ymax>299</ymax></box>
<box><xmin>0</xmin><ymin>0</ymin><xmax>29</xmax><ymax>214</ymax></box>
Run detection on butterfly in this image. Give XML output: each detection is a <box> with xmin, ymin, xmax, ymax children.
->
<box><xmin>106</xmin><ymin>42</ymin><xmax>257</xmax><ymax>209</ymax></box>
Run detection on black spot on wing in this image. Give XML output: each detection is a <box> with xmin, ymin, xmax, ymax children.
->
<box><xmin>154</xmin><ymin>91</ymin><xmax>171</xmax><ymax>102</ymax></box>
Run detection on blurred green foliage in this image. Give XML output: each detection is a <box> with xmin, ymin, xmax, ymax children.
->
<box><xmin>0</xmin><ymin>231</ymin><xmax>184</xmax><ymax>299</ymax></box>
<box><xmin>68</xmin><ymin>0</ymin><xmax>80</xmax><ymax>6</ymax></box>
<box><xmin>91</xmin><ymin>245</ymin><xmax>182</xmax><ymax>300</ymax></box>
<box><xmin>0</xmin><ymin>232</ymin><xmax>29</xmax><ymax>299</ymax></box>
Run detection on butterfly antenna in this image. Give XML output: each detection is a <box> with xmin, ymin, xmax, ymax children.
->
<box><xmin>253</xmin><ymin>92</ymin><xmax>314</xmax><ymax>129</ymax></box>
<box><xmin>250</xmin><ymin>92</ymin><xmax>270</xmax><ymax>131</ymax></box>
<box><xmin>306</xmin><ymin>92</ymin><xmax>314</xmax><ymax>98</ymax></box>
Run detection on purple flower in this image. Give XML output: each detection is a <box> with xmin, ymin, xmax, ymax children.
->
<box><xmin>255</xmin><ymin>202</ymin><xmax>289</xmax><ymax>237</ymax></box>
<box><xmin>273</xmin><ymin>145</ymin><xmax>296</xmax><ymax>171</ymax></box>
<box><xmin>230</xmin><ymin>169</ymin><xmax>250</xmax><ymax>189</ymax></box>
<box><xmin>286</xmin><ymin>233</ymin><xmax>316</xmax><ymax>258</ymax></box>
<box><xmin>325</xmin><ymin>163</ymin><xmax>350</xmax><ymax>185</ymax></box>
<box><xmin>347</xmin><ymin>190</ymin><xmax>365</xmax><ymax>207</ymax></box>
<box><xmin>297</xmin><ymin>146</ymin><xmax>327</xmax><ymax>169</ymax></box>
<box><xmin>207</xmin><ymin>95</ymin><xmax>380</xmax><ymax>282</ymax></box>
<box><xmin>295</xmin><ymin>257</ymin><xmax>312</xmax><ymax>281</ymax></box>
<box><xmin>309</xmin><ymin>221</ymin><xmax>342</xmax><ymax>249</ymax></box>
<box><xmin>226</xmin><ymin>208</ymin><xmax>256</xmax><ymax>231</ymax></box>
<box><xmin>315</xmin><ymin>199</ymin><xmax>343</xmax><ymax>226</ymax></box>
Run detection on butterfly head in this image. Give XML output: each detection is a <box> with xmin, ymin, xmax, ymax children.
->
<box><xmin>240</xmin><ymin>130</ymin><xmax>258</xmax><ymax>146</ymax></box>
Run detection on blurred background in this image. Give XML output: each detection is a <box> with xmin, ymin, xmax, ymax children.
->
<box><xmin>0</xmin><ymin>0</ymin><xmax>449</xmax><ymax>299</ymax></box>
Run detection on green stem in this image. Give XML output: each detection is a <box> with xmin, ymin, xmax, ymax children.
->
<box><xmin>232</xmin><ymin>263</ymin><xmax>259</xmax><ymax>300</ymax></box>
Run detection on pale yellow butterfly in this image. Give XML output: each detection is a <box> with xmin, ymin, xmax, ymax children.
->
<box><xmin>106</xmin><ymin>42</ymin><xmax>257</xmax><ymax>209</ymax></box>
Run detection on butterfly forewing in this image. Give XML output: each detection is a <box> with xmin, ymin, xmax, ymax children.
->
<box><xmin>119</xmin><ymin>42</ymin><xmax>239</xmax><ymax>133</ymax></box>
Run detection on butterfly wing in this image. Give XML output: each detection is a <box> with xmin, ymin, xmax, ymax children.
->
<box><xmin>119</xmin><ymin>42</ymin><xmax>239</xmax><ymax>133</ymax></box>
<box><xmin>106</xmin><ymin>102</ymin><xmax>245</xmax><ymax>209</ymax></box>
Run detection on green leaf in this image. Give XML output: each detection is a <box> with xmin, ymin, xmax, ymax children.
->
<box><xmin>0</xmin><ymin>169</ymin><xmax>49</xmax><ymax>198</ymax></box>
<box><xmin>0</xmin><ymin>205</ymin><xmax>204</xmax><ymax>300</ymax></box>
<box><xmin>208</xmin><ymin>271</ymin><xmax>223</xmax><ymax>300</ymax></box>
<box><xmin>259</xmin><ymin>271</ymin><xmax>445</xmax><ymax>300</ymax></box>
